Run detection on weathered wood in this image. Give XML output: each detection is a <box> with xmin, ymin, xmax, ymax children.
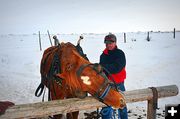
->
<box><xmin>147</xmin><ymin>99</ymin><xmax>156</xmax><ymax>119</ymax></box>
<box><xmin>1</xmin><ymin>97</ymin><xmax>105</xmax><ymax>119</ymax></box>
<box><xmin>0</xmin><ymin>85</ymin><xmax>178</xmax><ymax>119</ymax></box>
<box><xmin>124</xmin><ymin>85</ymin><xmax>178</xmax><ymax>102</ymax></box>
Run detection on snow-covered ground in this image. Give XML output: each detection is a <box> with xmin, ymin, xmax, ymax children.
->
<box><xmin>0</xmin><ymin>32</ymin><xmax>180</xmax><ymax>118</ymax></box>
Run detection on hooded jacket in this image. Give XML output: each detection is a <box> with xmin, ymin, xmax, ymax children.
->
<box><xmin>100</xmin><ymin>47</ymin><xmax>126</xmax><ymax>84</ymax></box>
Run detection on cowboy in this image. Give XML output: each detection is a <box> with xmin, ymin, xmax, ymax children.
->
<box><xmin>99</xmin><ymin>33</ymin><xmax>128</xmax><ymax>119</ymax></box>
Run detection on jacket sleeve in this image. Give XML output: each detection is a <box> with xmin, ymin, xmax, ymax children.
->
<box><xmin>100</xmin><ymin>50</ymin><xmax>126</xmax><ymax>74</ymax></box>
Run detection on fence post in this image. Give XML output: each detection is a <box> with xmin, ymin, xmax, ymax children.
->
<box><xmin>147</xmin><ymin>32</ymin><xmax>150</xmax><ymax>42</ymax></box>
<box><xmin>147</xmin><ymin>87</ymin><xmax>158</xmax><ymax>119</ymax></box>
<box><xmin>47</xmin><ymin>30</ymin><xmax>53</xmax><ymax>46</ymax></box>
<box><xmin>124</xmin><ymin>33</ymin><xmax>126</xmax><ymax>43</ymax></box>
<box><xmin>147</xmin><ymin>99</ymin><xmax>156</xmax><ymax>119</ymax></box>
<box><xmin>173</xmin><ymin>28</ymin><xmax>176</xmax><ymax>39</ymax></box>
<box><xmin>38</xmin><ymin>31</ymin><xmax>42</xmax><ymax>51</ymax></box>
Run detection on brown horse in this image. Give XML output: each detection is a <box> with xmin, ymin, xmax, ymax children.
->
<box><xmin>35</xmin><ymin>38</ymin><xmax>126</xmax><ymax>119</ymax></box>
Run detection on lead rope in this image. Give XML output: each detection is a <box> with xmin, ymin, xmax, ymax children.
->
<box><xmin>42</xmin><ymin>86</ymin><xmax>46</xmax><ymax>102</ymax></box>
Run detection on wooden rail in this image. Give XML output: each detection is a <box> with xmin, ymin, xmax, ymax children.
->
<box><xmin>0</xmin><ymin>85</ymin><xmax>178</xmax><ymax>119</ymax></box>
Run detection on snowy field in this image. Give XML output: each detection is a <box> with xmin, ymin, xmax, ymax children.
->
<box><xmin>0</xmin><ymin>32</ymin><xmax>180</xmax><ymax>118</ymax></box>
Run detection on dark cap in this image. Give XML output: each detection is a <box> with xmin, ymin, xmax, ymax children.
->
<box><xmin>104</xmin><ymin>33</ymin><xmax>117</xmax><ymax>44</ymax></box>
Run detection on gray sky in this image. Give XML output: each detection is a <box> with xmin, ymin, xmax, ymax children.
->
<box><xmin>0</xmin><ymin>0</ymin><xmax>180</xmax><ymax>34</ymax></box>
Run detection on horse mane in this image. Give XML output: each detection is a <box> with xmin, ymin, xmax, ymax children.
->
<box><xmin>58</xmin><ymin>42</ymin><xmax>89</xmax><ymax>91</ymax></box>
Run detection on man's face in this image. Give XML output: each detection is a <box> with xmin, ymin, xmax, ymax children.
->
<box><xmin>105</xmin><ymin>42</ymin><xmax>116</xmax><ymax>50</ymax></box>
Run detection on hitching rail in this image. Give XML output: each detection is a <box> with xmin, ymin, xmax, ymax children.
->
<box><xmin>0</xmin><ymin>85</ymin><xmax>178</xmax><ymax>119</ymax></box>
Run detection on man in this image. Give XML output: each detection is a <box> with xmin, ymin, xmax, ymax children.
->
<box><xmin>99</xmin><ymin>33</ymin><xmax>128</xmax><ymax>119</ymax></box>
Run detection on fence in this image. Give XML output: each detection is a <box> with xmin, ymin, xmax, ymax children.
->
<box><xmin>0</xmin><ymin>85</ymin><xmax>178</xmax><ymax>119</ymax></box>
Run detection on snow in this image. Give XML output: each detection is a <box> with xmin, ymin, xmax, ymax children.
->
<box><xmin>0</xmin><ymin>32</ymin><xmax>180</xmax><ymax>118</ymax></box>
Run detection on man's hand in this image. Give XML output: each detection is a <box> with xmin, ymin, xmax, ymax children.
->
<box><xmin>0</xmin><ymin>101</ymin><xmax>15</xmax><ymax>115</ymax></box>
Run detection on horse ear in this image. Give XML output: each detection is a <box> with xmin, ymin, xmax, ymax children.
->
<box><xmin>72</xmin><ymin>50</ymin><xmax>89</xmax><ymax>63</ymax></box>
<box><xmin>72</xmin><ymin>50</ymin><xmax>80</xmax><ymax>57</ymax></box>
<box><xmin>56</xmin><ymin>73</ymin><xmax>66</xmax><ymax>79</ymax></box>
<box><xmin>72</xmin><ymin>50</ymin><xmax>82</xmax><ymax>59</ymax></box>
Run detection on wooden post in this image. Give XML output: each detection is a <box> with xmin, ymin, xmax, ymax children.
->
<box><xmin>38</xmin><ymin>31</ymin><xmax>42</xmax><ymax>51</ymax></box>
<box><xmin>147</xmin><ymin>32</ymin><xmax>150</xmax><ymax>42</ymax></box>
<box><xmin>124</xmin><ymin>33</ymin><xmax>126</xmax><ymax>43</ymax></box>
<box><xmin>147</xmin><ymin>87</ymin><xmax>158</xmax><ymax>119</ymax></box>
<box><xmin>47</xmin><ymin>30</ymin><xmax>53</xmax><ymax>46</ymax></box>
<box><xmin>0</xmin><ymin>85</ymin><xmax>178</xmax><ymax>119</ymax></box>
<box><xmin>147</xmin><ymin>99</ymin><xmax>156</xmax><ymax>119</ymax></box>
<box><xmin>173</xmin><ymin>28</ymin><xmax>176</xmax><ymax>39</ymax></box>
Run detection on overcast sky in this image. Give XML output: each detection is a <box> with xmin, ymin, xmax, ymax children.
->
<box><xmin>0</xmin><ymin>0</ymin><xmax>180</xmax><ymax>34</ymax></box>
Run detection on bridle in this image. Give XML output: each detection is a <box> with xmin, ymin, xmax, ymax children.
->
<box><xmin>76</xmin><ymin>63</ymin><xmax>118</xmax><ymax>103</ymax></box>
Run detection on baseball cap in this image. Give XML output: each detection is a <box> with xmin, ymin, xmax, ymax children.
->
<box><xmin>104</xmin><ymin>34</ymin><xmax>117</xmax><ymax>44</ymax></box>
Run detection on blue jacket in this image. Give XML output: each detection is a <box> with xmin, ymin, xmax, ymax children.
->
<box><xmin>100</xmin><ymin>47</ymin><xmax>126</xmax><ymax>83</ymax></box>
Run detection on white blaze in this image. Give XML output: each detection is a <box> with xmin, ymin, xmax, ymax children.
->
<box><xmin>81</xmin><ymin>76</ymin><xmax>91</xmax><ymax>85</ymax></box>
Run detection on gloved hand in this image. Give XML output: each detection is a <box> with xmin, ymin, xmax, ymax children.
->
<box><xmin>0</xmin><ymin>101</ymin><xmax>15</xmax><ymax>115</ymax></box>
<box><xmin>93</xmin><ymin>63</ymin><xmax>103</xmax><ymax>73</ymax></box>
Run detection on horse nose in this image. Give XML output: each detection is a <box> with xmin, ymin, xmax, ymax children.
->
<box><xmin>119</xmin><ymin>98</ymin><xmax>126</xmax><ymax>109</ymax></box>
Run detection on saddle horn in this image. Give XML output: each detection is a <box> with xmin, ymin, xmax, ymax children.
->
<box><xmin>53</xmin><ymin>35</ymin><xmax>60</xmax><ymax>46</ymax></box>
<box><xmin>77</xmin><ymin>35</ymin><xmax>83</xmax><ymax>46</ymax></box>
<box><xmin>75</xmin><ymin>35</ymin><xmax>89</xmax><ymax>61</ymax></box>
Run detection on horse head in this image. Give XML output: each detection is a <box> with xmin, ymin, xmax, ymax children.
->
<box><xmin>54</xmin><ymin>42</ymin><xmax>126</xmax><ymax>109</ymax></box>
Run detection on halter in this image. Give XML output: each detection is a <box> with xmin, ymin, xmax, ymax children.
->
<box><xmin>76</xmin><ymin>63</ymin><xmax>118</xmax><ymax>103</ymax></box>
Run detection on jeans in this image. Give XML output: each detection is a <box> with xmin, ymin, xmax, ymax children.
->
<box><xmin>100</xmin><ymin>106</ymin><xmax>115</xmax><ymax>119</ymax></box>
<box><xmin>101</xmin><ymin>82</ymin><xmax>128</xmax><ymax>119</ymax></box>
<box><xmin>117</xmin><ymin>82</ymin><xmax>128</xmax><ymax>119</ymax></box>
